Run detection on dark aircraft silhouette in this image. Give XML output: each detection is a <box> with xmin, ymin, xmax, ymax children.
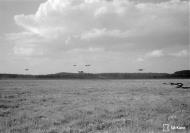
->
<box><xmin>25</xmin><ymin>69</ymin><xmax>29</xmax><ymax>71</ymax></box>
<box><xmin>73</xmin><ymin>65</ymin><xmax>77</xmax><ymax>66</ymax></box>
<box><xmin>85</xmin><ymin>65</ymin><xmax>91</xmax><ymax>67</ymax></box>
<box><xmin>138</xmin><ymin>69</ymin><xmax>143</xmax><ymax>71</ymax></box>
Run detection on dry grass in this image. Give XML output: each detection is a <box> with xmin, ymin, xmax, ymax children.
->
<box><xmin>0</xmin><ymin>79</ymin><xmax>190</xmax><ymax>133</ymax></box>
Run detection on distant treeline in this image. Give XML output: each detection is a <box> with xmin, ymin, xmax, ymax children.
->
<box><xmin>0</xmin><ymin>70</ymin><xmax>190</xmax><ymax>79</ymax></box>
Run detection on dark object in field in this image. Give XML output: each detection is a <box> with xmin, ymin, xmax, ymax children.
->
<box><xmin>0</xmin><ymin>111</ymin><xmax>10</xmax><ymax>117</ymax></box>
<box><xmin>175</xmin><ymin>83</ymin><xmax>183</xmax><ymax>88</ymax></box>
<box><xmin>169</xmin><ymin>82</ymin><xmax>190</xmax><ymax>89</ymax></box>
<box><xmin>181</xmin><ymin>86</ymin><xmax>190</xmax><ymax>89</ymax></box>
<box><xmin>0</xmin><ymin>105</ymin><xmax>9</xmax><ymax>109</ymax></box>
<box><xmin>0</xmin><ymin>104</ymin><xmax>19</xmax><ymax>109</ymax></box>
<box><xmin>170</xmin><ymin>82</ymin><xmax>176</xmax><ymax>85</ymax></box>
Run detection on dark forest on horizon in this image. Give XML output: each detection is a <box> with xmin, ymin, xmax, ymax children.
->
<box><xmin>0</xmin><ymin>70</ymin><xmax>190</xmax><ymax>79</ymax></box>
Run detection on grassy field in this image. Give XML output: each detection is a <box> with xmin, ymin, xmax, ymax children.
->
<box><xmin>0</xmin><ymin>79</ymin><xmax>190</xmax><ymax>133</ymax></box>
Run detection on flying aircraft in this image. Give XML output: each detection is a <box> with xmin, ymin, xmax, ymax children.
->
<box><xmin>138</xmin><ymin>69</ymin><xmax>144</xmax><ymax>71</ymax></box>
<box><xmin>85</xmin><ymin>65</ymin><xmax>91</xmax><ymax>67</ymax></box>
<box><xmin>73</xmin><ymin>65</ymin><xmax>77</xmax><ymax>66</ymax></box>
<box><xmin>25</xmin><ymin>69</ymin><xmax>29</xmax><ymax>71</ymax></box>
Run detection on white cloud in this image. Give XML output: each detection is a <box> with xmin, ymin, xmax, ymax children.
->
<box><xmin>81</xmin><ymin>28</ymin><xmax>107</xmax><ymax>40</ymax></box>
<box><xmin>136</xmin><ymin>49</ymin><xmax>164</xmax><ymax>62</ymax></box>
<box><xmin>6</xmin><ymin>32</ymin><xmax>46</xmax><ymax>56</ymax></box>
<box><xmin>80</xmin><ymin>28</ymin><xmax>129</xmax><ymax>40</ymax></box>
<box><xmin>146</xmin><ymin>50</ymin><xmax>164</xmax><ymax>57</ymax></box>
<box><xmin>13</xmin><ymin>44</ymin><xmax>44</xmax><ymax>56</ymax></box>
<box><xmin>14</xmin><ymin>47</ymin><xmax>34</xmax><ymax>56</ymax></box>
<box><xmin>137</xmin><ymin>49</ymin><xmax>189</xmax><ymax>62</ymax></box>
<box><xmin>137</xmin><ymin>57</ymin><xmax>144</xmax><ymax>62</ymax></box>
<box><xmin>94</xmin><ymin>6</ymin><xmax>108</xmax><ymax>16</ymax></box>
<box><xmin>170</xmin><ymin>50</ymin><xmax>189</xmax><ymax>57</ymax></box>
<box><xmin>8</xmin><ymin>0</ymin><xmax>189</xmax><ymax>59</ymax></box>
<box><xmin>67</xmin><ymin>47</ymin><xmax>104</xmax><ymax>54</ymax></box>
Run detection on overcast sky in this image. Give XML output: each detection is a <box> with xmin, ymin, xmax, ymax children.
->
<box><xmin>0</xmin><ymin>0</ymin><xmax>189</xmax><ymax>74</ymax></box>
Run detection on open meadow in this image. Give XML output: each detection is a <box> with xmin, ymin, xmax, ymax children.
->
<box><xmin>0</xmin><ymin>79</ymin><xmax>190</xmax><ymax>133</ymax></box>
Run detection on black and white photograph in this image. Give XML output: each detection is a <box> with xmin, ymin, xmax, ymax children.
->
<box><xmin>0</xmin><ymin>0</ymin><xmax>189</xmax><ymax>132</ymax></box>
